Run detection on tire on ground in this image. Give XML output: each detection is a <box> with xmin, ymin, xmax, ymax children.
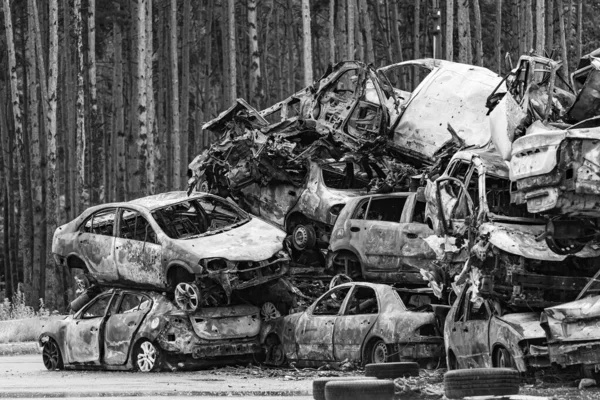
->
<box><xmin>365</xmin><ymin>361</ymin><xmax>419</xmax><ymax>379</ymax></box>
<box><xmin>312</xmin><ymin>377</ymin><xmax>375</xmax><ymax>400</ymax></box>
<box><xmin>324</xmin><ymin>380</ymin><xmax>395</xmax><ymax>400</ymax></box>
<box><xmin>444</xmin><ymin>368</ymin><xmax>520</xmax><ymax>399</ymax></box>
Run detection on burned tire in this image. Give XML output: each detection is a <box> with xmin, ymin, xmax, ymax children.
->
<box><xmin>265</xmin><ymin>335</ymin><xmax>286</xmax><ymax>367</ymax></box>
<box><xmin>365</xmin><ymin>361</ymin><xmax>419</xmax><ymax>379</ymax></box>
<box><xmin>324</xmin><ymin>380</ymin><xmax>395</xmax><ymax>400</ymax></box>
<box><xmin>312</xmin><ymin>377</ymin><xmax>375</xmax><ymax>400</ymax></box>
<box><xmin>132</xmin><ymin>340</ymin><xmax>161</xmax><ymax>372</ymax></box>
<box><xmin>42</xmin><ymin>338</ymin><xmax>64</xmax><ymax>370</ymax></box>
<box><xmin>292</xmin><ymin>224</ymin><xmax>317</xmax><ymax>251</ymax></box>
<box><xmin>444</xmin><ymin>368</ymin><xmax>519</xmax><ymax>399</ymax></box>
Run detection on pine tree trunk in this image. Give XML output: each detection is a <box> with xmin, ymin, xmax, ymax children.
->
<box><xmin>203</xmin><ymin>0</ymin><xmax>214</xmax><ymax>123</ymax></box>
<box><xmin>301</xmin><ymin>0</ymin><xmax>313</xmax><ymax>86</ymax></box>
<box><xmin>575</xmin><ymin>0</ymin><xmax>582</xmax><ymax>60</ymax></box>
<box><xmin>170</xmin><ymin>0</ymin><xmax>181</xmax><ymax>189</ymax></box>
<box><xmin>535</xmin><ymin>0</ymin><xmax>545</xmax><ymax>55</ymax></box>
<box><xmin>157</xmin><ymin>2</ymin><xmax>167</xmax><ymax>191</ymax></box>
<box><xmin>556</xmin><ymin>0</ymin><xmax>569</xmax><ymax>78</ymax></box>
<box><xmin>136</xmin><ymin>0</ymin><xmax>148</xmax><ymax>197</ymax></box>
<box><xmin>336</xmin><ymin>0</ymin><xmax>346</xmax><ymax>60</ymax></box>
<box><xmin>347</xmin><ymin>0</ymin><xmax>354</xmax><ymax>59</ymax></box>
<box><xmin>414</xmin><ymin>0</ymin><xmax>421</xmax><ymax>63</ymax></box>
<box><xmin>526</xmin><ymin>0</ymin><xmax>533</xmax><ymax>52</ymax></box>
<box><xmin>87</xmin><ymin>0</ymin><xmax>99</xmax><ymax>205</ymax></box>
<box><xmin>546</xmin><ymin>0</ymin><xmax>554</xmax><ymax>53</ymax></box>
<box><xmin>0</xmin><ymin>89</ymin><xmax>15</xmax><ymax>299</ymax></box>
<box><xmin>113</xmin><ymin>5</ymin><xmax>125</xmax><ymax>201</ymax></box>
<box><xmin>457</xmin><ymin>0</ymin><xmax>470</xmax><ymax>64</ymax></box>
<box><xmin>181</xmin><ymin>0</ymin><xmax>190</xmax><ymax>183</ymax></box>
<box><xmin>354</xmin><ymin>0</ymin><xmax>363</xmax><ymax>61</ymax></box>
<box><xmin>392</xmin><ymin>2</ymin><xmax>403</xmax><ymax>64</ymax></box>
<box><xmin>285</xmin><ymin>0</ymin><xmax>294</xmax><ymax>93</ymax></box>
<box><xmin>248</xmin><ymin>0</ymin><xmax>260</xmax><ymax>104</ymax></box>
<box><xmin>227</xmin><ymin>0</ymin><xmax>237</xmax><ymax>104</ymax></box>
<box><xmin>73</xmin><ymin>0</ymin><xmax>87</xmax><ymax>211</ymax></box>
<box><xmin>359</xmin><ymin>0</ymin><xmax>375</xmax><ymax>65</ymax></box>
<box><xmin>329</xmin><ymin>0</ymin><xmax>335</xmax><ymax>64</ymax></box>
<box><xmin>495</xmin><ymin>0</ymin><xmax>502</xmax><ymax>73</ymax></box>
<box><xmin>146</xmin><ymin>0</ymin><xmax>156</xmax><ymax>195</ymax></box>
<box><xmin>445</xmin><ymin>0</ymin><xmax>454</xmax><ymax>61</ymax></box>
<box><xmin>473</xmin><ymin>0</ymin><xmax>483</xmax><ymax>66</ymax></box>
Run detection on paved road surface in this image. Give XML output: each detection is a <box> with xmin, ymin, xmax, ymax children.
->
<box><xmin>0</xmin><ymin>354</ymin><xmax>314</xmax><ymax>399</ymax></box>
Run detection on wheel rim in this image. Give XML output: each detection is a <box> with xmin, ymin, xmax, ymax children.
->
<box><xmin>271</xmin><ymin>344</ymin><xmax>285</xmax><ymax>366</ymax></box>
<box><xmin>546</xmin><ymin>236</ymin><xmax>585</xmax><ymax>255</ymax></box>
<box><xmin>260</xmin><ymin>302</ymin><xmax>281</xmax><ymax>321</ymax></box>
<box><xmin>137</xmin><ymin>341</ymin><xmax>157</xmax><ymax>372</ymax></box>
<box><xmin>175</xmin><ymin>282</ymin><xmax>200</xmax><ymax>312</ymax></box>
<box><xmin>372</xmin><ymin>341</ymin><xmax>388</xmax><ymax>364</ymax></box>
<box><xmin>42</xmin><ymin>341</ymin><xmax>60</xmax><ymax>370</ymax></box>
<box><xmin>293</xmin><ymin>226</ymin><xmax>308</xmax><ymax>250</ymax></box>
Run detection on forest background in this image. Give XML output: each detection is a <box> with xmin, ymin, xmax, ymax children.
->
<box><xmin>0</xmin><ymin>0</ymin><xmax>599</xmax><ymax>311</ymax></box>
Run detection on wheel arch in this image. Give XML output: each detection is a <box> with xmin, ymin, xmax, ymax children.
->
<box><xmin>165</xmin><ymin>262</ymin><xmax>195</xmax><ymax>287</ymax></box>
<box><xmin>361</xmin><ymin>335</ymin><xmax>386</xmax><ymax>365</ymax></box>
<box><xmin>284</xmin><ymin>211</ymin><xmax>308</xmax><ymax>234</ymax></box>
<box><xmin>65</xmin><ymin>254</ymin><xmax>89</xmax><ymax>271</ymax></box>
<box><xmin>327</xmin><ymin>247</ymin><xmax>365</xmax><ymax>277</ymax></box>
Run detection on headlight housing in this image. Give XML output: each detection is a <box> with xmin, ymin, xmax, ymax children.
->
<box><xmin>199</xmin><ymin>258</ymin><xmax>236</xmax><ymax>271</ymax></box>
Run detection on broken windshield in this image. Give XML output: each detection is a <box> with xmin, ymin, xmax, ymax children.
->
<box><xmin>151</xmin><ymin>196</ymin><xmax>249</xmax><ymax>239</ymax></box>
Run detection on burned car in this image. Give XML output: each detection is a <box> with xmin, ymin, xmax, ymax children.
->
<box><xmin>424</xmin><ymin>148</ymin><xmax>600</xmax><ymax>306</ymax></box>
<box><xmin>40</xmin><ymin>288</ymin><xmax>262</xmax><ymax>372</ymax></box>
<box><xmin>488</xmin><ymin>50</ymin><xmax>600</xmax><ymax>255</ymax></box>
<box><xmin>327</xmin><ymin>191</ymin><xmax>436</xmax><ymax>284</ymax></box>
<box><xmin>52</xmin><ymin>191</ymin><xmax>290</xmax><ymax>311</ymax></box>
<box><xmin>445</xmin><ymin>282</ymin><xmax>549</xmax><ymax>372</ymax></box>
<box><xmin>260</xmin><ymin>282</ymin><xmax>445</xmax><ymax>368</ymax></box>
<box><xmin>541</xmin><ymin>292</ymin><xmax>600</xmax><ymax>375</ymax></box>
<box><xmin>189</xmin><ymin>60</ymin><xmax>503</xmax><ymax>253</ymax></box>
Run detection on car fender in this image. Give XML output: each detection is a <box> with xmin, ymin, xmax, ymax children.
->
<box><xmin>164</xmin><ymin>260</ymin><xmax>196</xmax><ymax>277</ymax></box>
<box><xmin>488</xmin><ymin>316</ymin><xmax>529</xmax><ymax>372</ymax></box>
<box><xmin>327</xmin><ymin>245</ymin><xmax>366</xmax><ymax>274</ymax></box>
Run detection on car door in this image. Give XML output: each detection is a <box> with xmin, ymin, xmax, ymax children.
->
<box><xmin>295</xmin><ymin>285</ymin><xmax>352</xmax><ymax>363</ymax></box>
<box><xmin>104</xmin><ymin>292</ymin><xmax>153</xmax><ymax>365</ymax></box>
<box><xmin>114</xmin><ymin>208</ymin><xmax>164</xmax><ymax>287</ymax></box>
<box><xmin>447</xmin><ymin>284</ymin><xmax>492</xmax><ymax>368</ymax></box>
<box><xmin>76</xmin><ymin>208</ymin><xmax>119</xmax><ymax>282</ymax></box>
<box><xmin>434</xmin><ymin>160</ymin><xmax>477</xmax><ymax>236</ymax></box>
<box><xmin>65</xmin><ymin>292</ymin><xmax>115</xmax><ymax>365</ymax></box>
<box><xmin>333</xmin><ymin>285</ymin><xmax>379</xmax><ymax>362</ymax></box>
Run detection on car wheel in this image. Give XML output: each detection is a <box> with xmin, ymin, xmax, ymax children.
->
<box><xmin>312</xmin><ymin>377</ymin><xmax>375</xmax><ymax>400</ymax></box>
<box><xmin>291</xmin><ymin>224</ymin><xmax>317</xmax><ymax>251</ymax></box>
<box><xmin>369</xmin><ymin>340</ymin><xmax>393</xmax><ymax>364</ymax></box>
<box><xmin>545</xmin><ymin>236</ymin><xmax>585</xmax><ymax>255</ymax></box>
<box><xmin>42</xmin><ymin>339</ymin><xmax>64</xmax><ymax>370</ymax></box>
<box><xmin>365</xmin><ymin>362</ymin><xmax>419</xmax><ymax>379</ymax></box>
<box><xmin>174</xmin><ymin>282</ymin><xmax>201</xmax><ymax>312</ymax></box>
<box><xmin>133</xmin><ymin>340</ymin><xmax>161</xmax><ymax>372</ymax></box>
<box><xmin>324</xmin><ymin>380</ymin><xmax>395</xmax><ymax>400</ymax></box>
<box><xmin>444</xmin><ymin>368</ymin><xmax>519</xmax><ymax>399</ymax></box>
<box><xmin>265</xmin><ymin>335</ymin><xmax>286</xmax><ymax>367</ymax></box>
<box><xmin>494</xmin><ymin>347</ymin><xmax>515</xmax><ymax>369</ymax></box>
<box><xmin>260</xmin><ymin>302</ymin><xmax>281</xmax><ymax>321</ymax></box>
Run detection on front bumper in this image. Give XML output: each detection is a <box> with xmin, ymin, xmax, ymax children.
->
<box><xmin>548</xmin><ymin>341</ymin><xmax>600</xmax><ymax>367</ymax></box>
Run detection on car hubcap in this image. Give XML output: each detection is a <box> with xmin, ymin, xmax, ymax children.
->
<box><xmin>43</xmin><ymin>341</ymin><xmax>59</xmax><ymax>370</ymax></box>
<box><xmin>175</xmin><ymin>282</ymin><xmax>200</xmax><ymax>312</ymax></box>
<box><xmin>293</xmin><ymin>227</ymin><xmax>308</xmax><ymax>250</ymax></box>
<box><xmin>372</xmin><ymin>342</ymin><xmax>388</xmax><ymax>364</ymax></box>
<box><xmin>137</xmin><ymin>341</ymin><xmax>157</xmax><ymax>372</ymax></box>
<box><xmin>261</xmin><ymin>302</ymin><xmax>281</xmax><ymax>321</ymax></box>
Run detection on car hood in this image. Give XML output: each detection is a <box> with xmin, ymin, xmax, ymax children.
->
<box><xmin>544</xmin><ymin>295</ymin><xmax>600</xmax><ymax>322</ymax></box>
<box><xmin>174</xmin><ymin>217</ymin><xmax>286</xmax><ymax>262</ymax></box>
<box><xmin>498</xmin><ymin>312</ymin><xmax>545</xmax><ymax>340</ymax></box>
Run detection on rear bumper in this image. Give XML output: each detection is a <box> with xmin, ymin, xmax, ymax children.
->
<box><xmin>394</xmin><ymin>342</ymin><xmax>445</xmax><ymax>362</ymax></box>
<box><xmin>191</xmin><ymin>341</ymin><xmax>263</xmax><ymax>359</ymax></box>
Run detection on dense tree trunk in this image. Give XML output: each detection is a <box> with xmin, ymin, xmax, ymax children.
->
<box><xmin>354</xmin><ymin>0</ymin><xmax>363</xmax><ymax>61</ymax></box>
<box><xmin>473</xmin><ymin>0</ymin><xmax>483</xmax><ymax>66</ymax></box>
<box><xmin>301</xmin><ymin>0</ymin><xmax>313</xmax><ymax>86</ymax></box>
<box><xmin>495</xmin><ymin>0</ymin><xmax>502</xmax><ymax>73</ymax></box>
<box><xmin>359</xmin><ymin>0</ymin><xmax>374</xmax><ymax>65</ymax></box>
<box><xmin>181</xmin><ymin>0</ymin><xmax>190</xmax><ymax>182</ymax></box>
<box><xmin>535</xmin><ymin>0</ymin><xmax>545</xmax><ymax>55</ymax></box>
<box><xmin>525</xmin><ymin>0</ymin><xmax>533</xmax><ymax>52</ymax></box>
<box><xmin>227</xmin><ymin>0</ymin><xmax>237</xmax><ymax>104</ymax></box>
<box><xmin>575</xmin><ymin>0</ymin><xmax>582</xmax><ymax>60</ymax></box>
<box><xmin>347</xmin><ymin>0</ymin><xmax>354</xmax><ymax>60</ymax></box>
<box><xmin>87</xmin><ymin>0</ymin><xmax>99</xmax><ymax>204</ymax></box>
<box><xmin>137</xmin><ymin>0</ymin><xmax>148</xmax><ymax>196</ymax></box>
<box><xmin>146</xmin><ymin>0</ymin><xmax>156</xmax><ymax>195</ymax></box>
<box><xmin>113</xmin><ymin>4</ymin><xmax>125</xmax><ymax>201</ymax></box>
<box><xmin>445</xmin><ymin>0</ymin><xmax>454</xmax><ymax>61</ymax></box>
<box><xmin>556</xmin><ymin>0</ymin><xmax>569</xmax><ymax>78</ymax></box>
<box><xmin>74</xmin><ymin>0</ymin><xmax>86</xmax><ymax>211</ymax></box>
<box><xmin>457</xmin><ymin>0</ymin><xmax>471</xmax><ymax>64</ymax></box>
<box><xmin>170</xmin><ymin>0</ymin><xmax>181</xmax><ymax>189</ymax></box>
<box><xmin>546</xmin><ymin>0</ymin><xmax>554</xmax><ymax>53</ymax></box>
<box><xmin>329</xmin><ymin>0</ymin><xmax>335</xmax><ymax>64</ymax></box>
<box><xmin>392</xmin><ymin>2</ymin><xmax>403</xmax><ymax>64</ymax></box>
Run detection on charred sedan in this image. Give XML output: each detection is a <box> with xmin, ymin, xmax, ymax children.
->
<box><xmin>261</xmin><ymin>282</ymin><xmax>445</xmax><ymax>368</ymax></box>
<box><xmin>39</xmin><ymin>289</ymin><xmax>262</xmax><ymax>372</ymax></box>
<box><xmin>52</xmin><ymin>191</ymin><xmax>290</xmax><ymax>311</ymax></box>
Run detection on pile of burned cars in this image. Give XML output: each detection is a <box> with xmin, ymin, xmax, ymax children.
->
<box><xmin>43</xmin><ymin>191</ymin><xmax>293</xmax><ymax>371</ymax></box>
<box><xmin>186</xmin><ymin>48</ymin><xmax>600</xmax><ymax>380</ymax></box>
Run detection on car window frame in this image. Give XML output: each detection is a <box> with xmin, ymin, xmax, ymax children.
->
<box><xmin>116</xmin><ymin>207</ymin><xmax>159</xmax><ymax>245</ymax></box>
<box><xmin>78</xmin><ymin>207</ymin><xmax>118</xmax><ymax>236</ymax></box>
<box><xmin>76</xmin><ymin>292</ymin><xmax>116</xmax><ymax>320</ymax></box>
<box><xmin>341</xmin><ymin>285</ymin><xmax>380</xmax><ymax>316</ymax></box>
<box><xmin>114</xmin><ymin>292</ymin><xmax>153</xmax><ymax>315</ymax></box>
<box><xmin>311</xmin><ymin>285</ymin><xmax>353</xmax><ymax>317</ymax></box>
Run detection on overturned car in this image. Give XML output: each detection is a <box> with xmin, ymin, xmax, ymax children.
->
<box><xmin>40</xmin><ymin>288</ymin><xmax>262</xmax><ymax>372</ymax></box>
<box><xmin>52</xmin><ymin>191</ymin><xmax>290</xmax><ymax>311</ymax></box>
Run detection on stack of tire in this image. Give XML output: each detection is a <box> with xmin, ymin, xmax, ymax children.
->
<box><xmin>313</xmin><ymin>362</ymin><xmax>419</xmax><ymax>400</ymax></box>
<box><xmin>444</xmin><ymin>368</ymin><xmax>520</xmax><ymax>399</ymax></box>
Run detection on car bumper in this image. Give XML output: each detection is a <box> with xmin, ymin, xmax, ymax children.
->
<box><xmin>548</xmin><ymin>341</ymin><xmax>600</xmax><ymax>367</ymax></box>
<box><xmin>192</xmin><ymin>341</ymin><xmax>263</xmax><ymax>359</ymax></box>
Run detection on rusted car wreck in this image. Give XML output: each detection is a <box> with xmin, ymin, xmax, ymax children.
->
<box><xmin>52</xmin><ymin>191</ymin><xmax>291</xmax><ymax>311</ymax></box>
<box><xmin>40</xmin><ymin>288</ymin><xmax>262</xmax><ymax>372</ymax></box>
